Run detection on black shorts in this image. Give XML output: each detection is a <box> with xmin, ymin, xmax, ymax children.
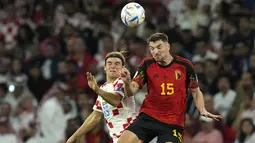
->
<box><xmin>126</xmin><ymin>113</ymin><xmax>184</xmax><ymax>143</ymax></box>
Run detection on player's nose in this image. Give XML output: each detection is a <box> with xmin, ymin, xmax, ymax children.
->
<box><xmin>110</xmin><ymin>64</ymin><xmax>116</xmax><ymax>68</ymax></box>
<box><xmin>153</xmin><ymin>48</ymin><xmax>159</xmax><ymax>54</ymax></box>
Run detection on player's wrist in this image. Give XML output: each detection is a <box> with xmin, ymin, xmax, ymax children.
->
<box><xmin>124</xmin><ymin>80</ymin><xmax>131</xmax><ymax>85</ymax></box>
<box><xmin>123</xmin><ymin>78</ymin><xmax>131</xmax><ymax>85</ymax></box>
<box><xmin>199</xmin><ymin>108</ymin><xmax>207</xmax><ymax>114</ymax></box>
<box><xmin>94</xmin><ymin>86</ymin><xmax>100</xmax><ymax>93</ymax></box>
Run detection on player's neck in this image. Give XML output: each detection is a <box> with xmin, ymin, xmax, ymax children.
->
<box><xmin>158</xmin><ymin>55</ymin><xmax>173</xmax><ymax>66</ymax></box>
<box><xmin>106</xmin><ymin>77</ymin><xmax>117</xmax><ymax>83</ymax></box>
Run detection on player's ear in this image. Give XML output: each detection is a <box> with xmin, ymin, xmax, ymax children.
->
<box><xmin>168</xmin><ymin>43</ymin><xmax>170</xmax><ymax>51</ymax></box>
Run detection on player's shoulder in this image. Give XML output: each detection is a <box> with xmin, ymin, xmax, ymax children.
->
<box><xmin>140</xmin><ymin>57</ymin><xmax>155</xmax><ymax>65</ymax></box>
<box><xmin>175</xmin><ymin>55</ymin><xmax>194</xmax><ymax>68</ymax></box>
<box><xmin>113</xmin><ymin>77</ymin><xmax>124</xmax><ymax>86</ymax></box>
<box><xmin>100</xmin><ymin>82</ymin><xmax>108</xmax><ymax>88</ymax></box>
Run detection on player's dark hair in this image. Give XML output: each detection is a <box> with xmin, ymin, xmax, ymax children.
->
<box><xmin>147</xmin><ymin>33</ymin><xmax>168</xmax><ymax>43</ymax></box>
<box><xmin>105</xmin><ymin>49</ymin><xmax>127</xmax><ymax>66</ymax></box>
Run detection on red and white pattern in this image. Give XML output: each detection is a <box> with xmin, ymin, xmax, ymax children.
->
<box><xmin>0</xmin><ymin>19</ymin><xmax>23</xmax><ymax>49</ymax></box>
<box><xmin>93</xmin><ymin>78</ymin><xmax>137</xmax><ymax>143</ymax></box>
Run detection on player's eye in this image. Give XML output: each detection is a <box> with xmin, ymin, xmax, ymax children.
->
<box><xmin>115</xmin><ymin>62</ymin><xmax>121</xmax><ymax>66</ymax></box>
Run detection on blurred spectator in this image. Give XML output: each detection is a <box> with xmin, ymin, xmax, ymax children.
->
<box><xmin>234</xmin><ymin>118</ymin><xmax>255</xmax><ymax>143</ymax></box>
<box><xmin>179</xmin><ymin>22</ymin><xmax>197</xmax><ymax>54</ymax></box>
<box><xmin>204</xmin><ymin>59</ymin><xmax>219</xmax><ymax>95</ymax></box>
<box><xmin>214</xmin><ymin>76</ymin><xmax>237</xmax><ymax>118</ymax></box>
<box><xmin>0</xmin><ymin>83</ymin><xmax>8</xmax><ymax>102</ymax></box>
<box><xmin>3</xmin><ymin>77</ymin><xmax>34</xmax><ymax>114</ymax></box>
<box><xmin>32</xmin><ymin>84</ymin><xmax>69</xmax><ymax>143</ymax></box>
<box><xmin>26</xmin><ymin>60</ymin><xmax>48</xmax><ymax>101</ymax></box>
<box><xmin>192</xmin><ymin>41</ymin><xmax>219</xmax><ymax>62</ymax></box>
<box><xmin>0</xmin><ymin>116</ymin><xmax>20</xmax><ymax>143</ymax></box>
<box><xmin>76</xmin><ymin>92</ymin><xmax>93</xmax><ymax>121</ymax></box>
<box><xmin>129</xmin><ymin>37</ymin><xmax>148</xmax><ymax>74</ymax></box>
<box><xmin>67</xmin><ymin>37</ymin><xmax>97</xmax><ymax>88</ymax></box>
<box><xmin>13</xmin><ymin>96</ymin><xmax>37</xmax><ymax>141</ymax></box>
<box><xmin>209</xmin><ymin>2</ymin><xmax>225</xmax><ymax>49</ymax></box>
<box><xmin>170</xmin><ymin>36</ymin><xmax>192</xmax><ymax>60</ymax></box>
<box><xmin>7</xmin><ymin>59</ymin><xmax>28</xmax><ymax>85</ymax></box>
<box><xmin>40</xmin><ymin>38</ymin><xmax>61</xmax><ymax>81</ymax></box>
<box><xmin>205</xmin><ymin>94</ymin><xmax>237</xmax><ymax>143</ymax></box>
<box><xmin>240</xmin><ymin>94</ymin><xmax>255</xmax><ymax>125</ymax></box>
<box><xmin>178</xmin><ymin>0</ymin><xmax>210</xmax><ymax>37</ymax></box>
<box><xmin>192</xmin><ymin>116</ymin><xmax>223</xmax><ymax>143</ymax></box>
<box><xmin>0</xmin><ymin>4</ymin><xmax>22</xmax><ymax>50</ymax></box>
<box><xmin>233</xmin><ymin>17</ymin><xmax>255</xmax><ymax>52</ymax></box>
<box><xmin>15</xmin><ymin>24</ymin><xmax>36</xmax><ymax>61</ymax></box>
<box><xmin>232</xmin><ymin>42</ymin><xmax>251</xmax><ymax>77</ymax></box>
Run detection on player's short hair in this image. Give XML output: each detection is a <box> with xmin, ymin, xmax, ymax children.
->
<box><xmin>147</xmin><ymin>33</ymin><xmax>168</xmax><ymax>43</ymax></box>
<box><xmin>105</xmin><ymin>50</ymin><xmax>127</xmax><ymax>66</ymax></box>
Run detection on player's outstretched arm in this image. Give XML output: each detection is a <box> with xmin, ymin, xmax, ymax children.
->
<box><xmin>66</xmin><ymin>111</ymin><xmax>102</xmax><ymax>143</ymax></box>
<box><xmin>95</xmin><ymin>87</ymin><xmax>123</xmax><ymax>106</ymax></box>
<box><xmin>190</xmin><ymin>87</ymin><xmax>222</xmax><ymax>121</ymax></box>
<box><xmin>86</xmin><ymin>72</ymin><xmax>122</xmax><ymax>106</ymax></box>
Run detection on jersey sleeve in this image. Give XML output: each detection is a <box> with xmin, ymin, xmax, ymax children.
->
<box><xmin>186</xmin><ymin>62</ymin><xmax>199</xmax><ymax>89</ymax></box>
<box><xmin>113</xmin><ymin>79</ymin><xmax>125</xmax><ymax>98</ymax></box>
<box><xmin>93</xmin><ymin>97</ymin><xmax>103</xmax><ymax>112</ymax></box>
<box><xmin>133</xmin><ymin>59</ymin><xmax>148</xmax><ymax>89</ymax></box>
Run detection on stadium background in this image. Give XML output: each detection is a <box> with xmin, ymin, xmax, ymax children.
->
<box><xmin>0</xmin><ymin>0</ymin><xmax>254</xmax><ymax>143</ymax></box>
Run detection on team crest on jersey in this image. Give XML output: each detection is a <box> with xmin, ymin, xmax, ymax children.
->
<box><xmin>175</xmin><ymin>70</ymin><xmax>181</xmax><ymax>80</ymax></box>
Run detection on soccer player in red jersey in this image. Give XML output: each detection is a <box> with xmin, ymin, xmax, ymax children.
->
<box><xmin>118</xmin><ymin>33</ymin><xmax>222</xmax><ymax>143</ymax></box>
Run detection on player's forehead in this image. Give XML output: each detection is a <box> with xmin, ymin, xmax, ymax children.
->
<box><xmin>149</xmin><ymin>40</ymin><xmax>165</xmax><ymax>47</ymax></box>
<box><xmin>106</xmin><ymin>57</ymin><xmax>122</xmax><ymax>64</ymax></box>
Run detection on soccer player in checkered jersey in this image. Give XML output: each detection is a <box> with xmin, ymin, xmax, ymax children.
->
<box><xmin>118</xmin><ymin>33</ymin><xmax>222</xmax><ymax>143</ymax></box>
<box><xmin>66</xmin><ymin>51</ymin><xmax>137</xmax><ymax>143</ymax></box>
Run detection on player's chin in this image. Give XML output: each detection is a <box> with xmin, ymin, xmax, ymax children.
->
<box><xmin>154</xmin><ymin>58</ymin><xmax>164</xmax><ymax>62</ymax></box>
<box><xmin>109</xmin><ymin>73</ymin><xmax>118</xmax><ymax>78</ymax></box>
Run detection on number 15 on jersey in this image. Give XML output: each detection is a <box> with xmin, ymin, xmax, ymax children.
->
<box><xmin>161</xmin><ymin>83</ymin><xmax>174</xmax><ymax>96</ymax></box>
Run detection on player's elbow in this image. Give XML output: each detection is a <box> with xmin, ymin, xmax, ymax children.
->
<box><xmin>190</xmin><ymin>88</ymin><xmax>201</xmax><ymax>97</ymax></box>
<box><xmin>91</xmin><ymin>111</ymin><xmax>103</xmax><ymax>122</ymax></box>
<box><xmin>110</xmin><ymin>93</ymin><xmax>123</xmax><ymax>107</ymax></box>
<box><xmin>111</xmin><ymin>99</ymin><xmax>121</xmax><ymax>107</ymax></box>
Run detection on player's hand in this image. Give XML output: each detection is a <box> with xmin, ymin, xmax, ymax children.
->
<box><xmin>120</xmin><ymin>67</ymin><xmax>131</xmax><ymax>84</ymax></box>
<box><xmin>66</xmin><ymin>136</ymin><xmax>76</xmax><ymax>143</ymax></box>
<box><xmin>200</xmin><ymin>109</ymin><xmax>222</xmax><ymax>121</ymax></box>
<box><xmin>86</xmin><ymin>72</ymin><xmax>99</xmax><ymax>91</ymax></box>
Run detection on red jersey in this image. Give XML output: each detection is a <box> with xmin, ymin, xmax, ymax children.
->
<box><xmin>133</xmin><ymin>56</ymin><xmax>199</xmax><ymax>127</ymax></box>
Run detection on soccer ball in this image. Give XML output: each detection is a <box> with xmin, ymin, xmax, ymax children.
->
<box><xmin>121</xmin><ymin>2</ymin><xmax>145</xmax><ymax>27</ymax></box>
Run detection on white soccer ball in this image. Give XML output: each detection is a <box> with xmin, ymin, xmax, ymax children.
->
<box><xmin>121</xmin><ymin>2</ymin><xmax>145</xmax><ymax>27</ymax></box>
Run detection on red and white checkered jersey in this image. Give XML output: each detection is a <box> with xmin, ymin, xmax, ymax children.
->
<box><xmin>93</xmin><ymin>77</ymin><xmax>137</xmax><ymax>143</ymax></box>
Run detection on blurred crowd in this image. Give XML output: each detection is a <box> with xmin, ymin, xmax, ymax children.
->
<box><xmin>0</xmin><ymin>0</ymin><xmax>254</xmax><ymax>143</ymax></box>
